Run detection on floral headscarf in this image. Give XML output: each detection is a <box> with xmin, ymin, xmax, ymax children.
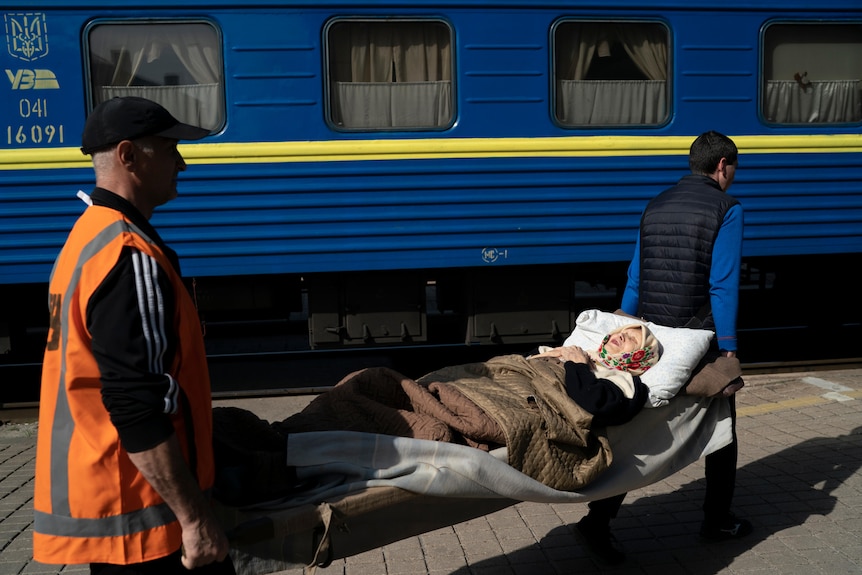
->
<box><xmin>596</xmin><ymin>324</ymin><xmax>662</xmax><ymax>376</ymax></box>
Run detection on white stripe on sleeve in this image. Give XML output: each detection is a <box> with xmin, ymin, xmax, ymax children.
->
<box><xmin>130</xmin><ymin>250</ymin><xmax>167</xmax><ymax>375</ymax></box>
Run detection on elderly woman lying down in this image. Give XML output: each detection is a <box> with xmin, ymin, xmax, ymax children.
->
<box><xmin>529</xmin><ymin>322</ymin><xmax>662</xmax><ymax>422</ymax></box>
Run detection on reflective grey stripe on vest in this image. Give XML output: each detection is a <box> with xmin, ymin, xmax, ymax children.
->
<box><xmin>33</xmin><ymin>503</ymin><xmax>176</xmax><ymax>538</ymax></box>
<box><xmin>35</xmin><ymin>218</ymin><xmax>177</xmax><ymax>538</ymax></box>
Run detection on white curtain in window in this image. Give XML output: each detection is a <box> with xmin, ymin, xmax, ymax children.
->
<box><xmin>765</xmin><ymin>80</ymin><xmax>861</xmax><ymax>123</ymax></box>
<box><xmin>100</xmin><ymin>84</ymin><xmax>220</xmax><ymax>129</ymax></box>
<box><xmin>614</xmin><ymin>24</ymin><xmax>667</xmax><ymax>82</ymax></box>
<box><xmin>89</xmin><ymin>25</ymin><xmax>221</xmax><ymax>129</ymax></box>
<box><xmin>331</xmin><ymin>23</ymin><xmax>451</xmax><ymax>127</ymax></box>
<box><xmin>559</xmin><ymin>80</ymin><xmax>667</xmax><ymax>124</ymax></box>
<box><xmin>558</xmin><ymin>23</ymin><xmax>667</xmax><ymax>82</ymax></box>
<box><xmin>336</xmin><ymin>81</ymin><xmax>451</xmax><ymax>128</ymax></box>
<box><xmin>556</xmin><ymin>23</ymin><xmax>667</xmax><ymax>124</ymax></box>
<box><xmin>559</xmin><ymin>24</ymin><xmax>602</xmax><ymax>81</ymax></box>
<box><xmin>341</xmin><ymin>24</ymin><xmax>451</xmax><ymax>83</ymax></box>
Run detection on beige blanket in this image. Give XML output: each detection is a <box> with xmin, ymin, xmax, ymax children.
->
<box><xmin>417</xmin><ymin>354</ymin><xmax>611</xmax><ymax>491</ymax></box>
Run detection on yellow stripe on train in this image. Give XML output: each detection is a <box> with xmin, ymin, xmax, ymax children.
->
<box><xmin>3</xmin><ymin>134</ymin><xmax>862</xmax><ymax>170</ymax></box>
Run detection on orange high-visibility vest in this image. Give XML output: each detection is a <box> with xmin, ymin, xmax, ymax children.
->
<box><xmin>34</xmin><ymin>206</ymin><xmax>214</xmax><ymax>565</ymax></box>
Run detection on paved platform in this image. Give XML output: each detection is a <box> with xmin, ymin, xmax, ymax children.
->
<box><xmin>2</xmin><ymin>368</ymin><xmax>861</xmax><ymax>575</ymax></box>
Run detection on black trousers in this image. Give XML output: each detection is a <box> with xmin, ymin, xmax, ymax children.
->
<box><xmin>588</xmin><ymin>395</ymin><xmax>738</xmax><ymax>526</ymax></box>
<box><xmin>91</xmin><ymin>549</ymin><xmax>236</xmax><ymax>575</ymax></box>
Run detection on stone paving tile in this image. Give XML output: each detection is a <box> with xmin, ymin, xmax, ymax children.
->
<box><xmin>2</xmin><ymin>368</ymin><xmax>861</xmax><ymax>575</ymax></box>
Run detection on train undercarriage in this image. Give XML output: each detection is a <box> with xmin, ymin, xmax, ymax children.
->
<box><xmin>1</xmin><ymin>253</ymin><xmax>859</xmax><ymax>402</ymax></box>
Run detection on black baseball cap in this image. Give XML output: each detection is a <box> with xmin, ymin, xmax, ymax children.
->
<box><xmin>81</xmin><ymin>96</ymin><xmax>210</xmax><ymax>155</ymax></box>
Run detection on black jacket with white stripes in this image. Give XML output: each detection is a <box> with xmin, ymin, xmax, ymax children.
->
<box><xmin>86</xmin><ymin>187</ymin><xmax>186</xmax><ymax>453</ymax></box>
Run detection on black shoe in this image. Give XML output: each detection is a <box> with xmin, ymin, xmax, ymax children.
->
<box><xmin>575</xmin><ymin>517</ymin><xmax>626</xmax><ymax>565</ymax></box>
<box><xmin>700</xmin><ymin>513</ymin><xmax>753</xmax><ymax>541</ymax></box>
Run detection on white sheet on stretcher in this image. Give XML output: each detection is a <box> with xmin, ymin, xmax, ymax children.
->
<box><xmin>251</xmin><ymin>393</ymin><xmax>730</xmax><ymax>510</ymax></box>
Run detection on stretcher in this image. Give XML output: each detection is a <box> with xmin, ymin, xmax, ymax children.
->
<box><xmin>214</xmin><ymin>394</ymin><xmax>730</xmax><ymax>573</ymax></box>
<box><xmin>212</xmin><ymin>310</ymin><xmax>739</xmax><ymax>574</ymax></box>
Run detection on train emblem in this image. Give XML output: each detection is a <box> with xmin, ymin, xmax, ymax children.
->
<box><xmin>4</xmin><ymin>12</ymin><xmax>49</xmax><ymax>62</ymax></box>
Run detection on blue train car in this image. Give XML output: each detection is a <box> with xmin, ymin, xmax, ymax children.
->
<box><xmin>1</xmin><ymin>0</ymin><xmax>861</xmax><ymax>387</ymax></box>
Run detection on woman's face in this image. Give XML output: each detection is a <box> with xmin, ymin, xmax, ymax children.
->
<box><xmin>604</xmin><ymin>327</ymin><xmax>643</xmax><ymax>355</ymax></box>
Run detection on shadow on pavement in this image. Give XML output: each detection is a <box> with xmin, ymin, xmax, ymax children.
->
<box><xmin>449</xmin><ymin>426</ymin><xmax>862</xmax><ymax>574</ymax></box>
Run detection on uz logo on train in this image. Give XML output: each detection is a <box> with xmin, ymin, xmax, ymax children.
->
<box><xmin>3</xmin><ymin>12</ymin><xmax>64</xmax><ymax>146</ymax></box>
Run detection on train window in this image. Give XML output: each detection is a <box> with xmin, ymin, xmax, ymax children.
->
<box><xmin>553</xmin><ymin>21</ymin><xmax>669</xmax><ymax>126</ymax></box>
<box><xmin>326</xmin><ymin>20</ymin><xmax>453</xmax><ymax>130</ymax></box>
<box><xmin>762</xmin><ymin>23</ymin><xmax>862</xmax><ymax>124</ymax></box>
<box><xmin>86</xmin><ymin>22</ymin><xmax>224</xmax><ymax>131</ymax></box>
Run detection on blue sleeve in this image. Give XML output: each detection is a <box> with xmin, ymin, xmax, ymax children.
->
<box><xmin>620</xmin><ymin>233</ymin><xmax>641</xmax><ymax>316</ymax></box>
<box><xmin>709</xmin><ymin>203</ymin><xmax>743</xmax><ymax>352</ymax></box>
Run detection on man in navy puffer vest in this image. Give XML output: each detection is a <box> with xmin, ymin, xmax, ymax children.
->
<box><xmin>575</xmin><ymin>131</ymin><xmax>752</xmax><ymax>565</ymax></box>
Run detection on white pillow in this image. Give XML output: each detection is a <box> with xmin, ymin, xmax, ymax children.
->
<box><xmin>563</xmin><ymin>309</ymin><xmax>713</xmax><ymax>408</ymax></box>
